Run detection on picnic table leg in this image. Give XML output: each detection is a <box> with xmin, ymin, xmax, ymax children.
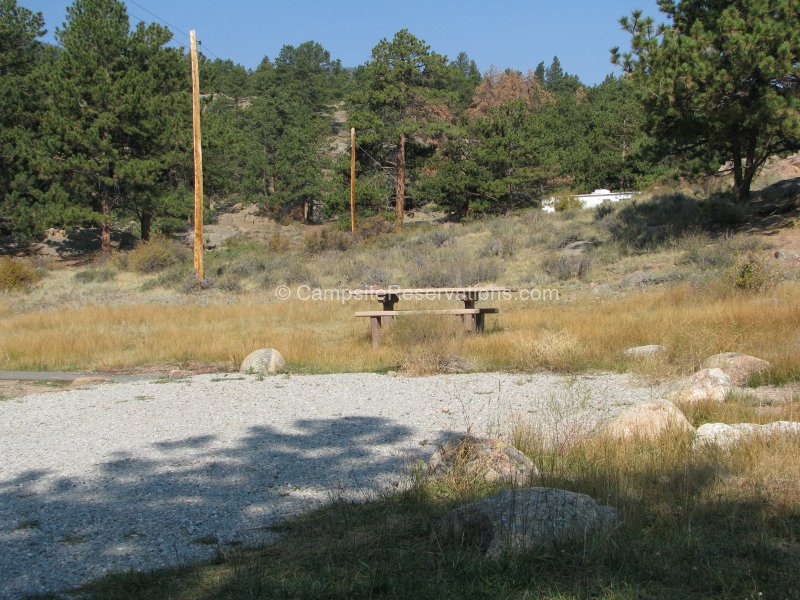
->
<box><xmin>370</xmin><ymin>316</ymin><xmax>382</xmax><ymax>348</ymax></box>
<box><xmin>379</xmin><ymin>294</ymin><xmax>398</xmax><ymax>328</ymax></box>
<box><xmin>459</xmin><ymin>293</ymin><xmax>477</xmax><ymax>333</ymax></box>
<box><xmin>476</xmin><ymin>312</ymin><xmax>485</xmax><ymax>332</ymax></box>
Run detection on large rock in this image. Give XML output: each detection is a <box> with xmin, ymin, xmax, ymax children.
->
<box><xmin>667</xmin><ymin>368</ymin><xmax>732</xmax><ymax>404</ymax></box>
<box><xmin>623</xmin><ymin>344</ymin><xmax>665</xmax><ymax>358</ymax></box>
<box><xmin>240</xmin><ymin>348</ymin><xmax>286</xmax><ymax>375</ymax></box>
<box><xmin>695</xmin><ymin>421</ymin><xmax>800</xmax><ymax>448</ymax></box>
<box><xmin>433</xmin><ymin>488</ymin><xmax>620</xmax><ymax>558</ymax></box>
<box><xmin>428</xmin><ymin>435</ymin><xmax>537</xmax><ymax>485</ymax></box>
<box><xmin>701</xmin><ymin>352</ymin><xmax>771</xmax><ymax>385</ymax></box>
<box><xmin>602</xmin><ymin>399</ymin><xmax>694</xmax><ymax>440</ymax></box>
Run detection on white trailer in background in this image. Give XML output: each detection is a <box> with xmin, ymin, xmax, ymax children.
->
<box><xmin>541</xmin><ymin>189</ymin><xmax>635</xmax><ymax>212</ymax></box>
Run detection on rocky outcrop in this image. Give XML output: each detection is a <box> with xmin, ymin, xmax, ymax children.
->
<box><xmin>434</xmin><ymin>487</ymin><xmax>620</xmax><ymax>558</ymax></box>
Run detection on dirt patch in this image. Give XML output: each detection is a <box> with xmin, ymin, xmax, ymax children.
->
<box><xmin>0</xmin><ymin>380</ymin><xmax>68</xmax><ymax>400</ymax></box>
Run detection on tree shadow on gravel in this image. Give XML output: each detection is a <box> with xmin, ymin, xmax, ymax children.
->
<box><xmin>0</xmin><ymin>416</ymin><xmax>452</xmax><ymax>598</ymax></box>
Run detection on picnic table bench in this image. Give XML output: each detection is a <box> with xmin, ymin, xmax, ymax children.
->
<box><xmin>352</xmin><ymin>287</ymin><xmax>512</xmax><ymax>347</ymax></box>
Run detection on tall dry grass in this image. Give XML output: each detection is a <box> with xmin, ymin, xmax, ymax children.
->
<box><xmin>1</xmin><ymin>281</ymin><xmax>798</xmax><ymax>378</ymax></box>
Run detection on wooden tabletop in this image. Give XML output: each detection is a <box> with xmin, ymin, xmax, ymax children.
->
<box><xmin>352</xmin><ymin>287</ymin><xmax>516</xmax><ymax>295</ymax></box>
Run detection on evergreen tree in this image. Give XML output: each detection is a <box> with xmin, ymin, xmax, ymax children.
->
<box><xmin>612</xmin><ymin>0</ymin><xmax>800</xmax><ymax>200</ymax></box>
<box><xmin>351</xmin><ymin>29</ymin><xmax>450</xmax><ymax>225</ymax></box>
<box><xmin>42</xmin><ymin>0</ymin><xmax>188</xmax><ymax>251</ymax></box>
<box><xmin>0</xmin><ymin>0</ymin><xmax>46</xmax><ymax>243</ymax></box>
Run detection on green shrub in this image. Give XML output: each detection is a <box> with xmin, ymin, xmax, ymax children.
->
<box><xmin>0</xmin><ymin>257</ymin><xmax>41</xmax><ymax>291</ymax></box>
<box><xmin>554</xmin><ymin>196</ymin><xmax>584</xmax><ymax>211</ymax></box>
<box><xmin>724</xmin><ymin>253</ymin><xmax>776</xmax><ymax>291</ymax></box>
<box><xmin>126</xmin><ymin>237</ymin><xmax>190</xmax><ymax>273</ymax></box>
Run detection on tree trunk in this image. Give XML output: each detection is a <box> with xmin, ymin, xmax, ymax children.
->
<box><xmin>732</xmin><ymin>157</ymin><xmax>753</xmax><ymax>202</ymax></box>
<box><xmin>101</xmin><ymin>198</ymin><xmax>111</xmax><ymax>256</ymax></box>
<box><xmin>395</xmin><ymin>132</ymin><xmax>405</xmax><ymax>227</ymax></box>
<box><xmin>140</xmin><ymin>211</ymin><xmax>153</xmax><ymax>242</ymax></box>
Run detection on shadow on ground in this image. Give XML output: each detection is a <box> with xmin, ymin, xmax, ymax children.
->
<box><xmin>0</xmin><ymin>416</ymin><xmax>450</xmax><ymax>598</ymax></box>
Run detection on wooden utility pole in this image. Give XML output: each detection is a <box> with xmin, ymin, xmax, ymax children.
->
<box><xmin>350</xmin><ymin>127</ymin><xmax>357</xmax><ymax>234</ymax></box>
<box><xmin>395</xmin><ymin>131</ymin><xmax>405</xmax><ymax>227</ymax></box>
<box><xmin>190</xmin><ymin>29</ymin><xmax>204</xmax><ymax>282</ymax></box>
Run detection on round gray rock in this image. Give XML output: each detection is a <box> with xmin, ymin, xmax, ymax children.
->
<box><xmin>239</xmin><ymin>348</ymin><xmax>286</xmax><ymax>375</ymax></box>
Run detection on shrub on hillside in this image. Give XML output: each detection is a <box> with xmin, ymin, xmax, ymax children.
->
<box><xmin>540</xmin><ymin>254</ymin><xmax>591</xmax><ymax>281</ymax></box>
<box><xmin>126</xmin><ymin>237</ymin><xmax>190</xmax><ymax>273</ymax></box>
<box><xmin>74</xmin><ymin>268</ymin><xmax>116</xmax><ymax>284</ymax></box>
<box><xmin>724</xmin><ymin>253</ymin><xmax>777</xmax><ymax>292</ymax></box>
<box><xmin>0</xmin><ymin>257</ymin><xmax>41</xmax><ymax>291</ymax></box>
<box><xmin>304</xmin><ymin>227</ymin><xmax>352</xmax><ymax>255</ymax></box>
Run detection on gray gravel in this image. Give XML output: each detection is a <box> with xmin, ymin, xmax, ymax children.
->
<box><xmin>0</xmin><ymin>372</ymin><xmax>665</xmax><ymax>598</ymax></box>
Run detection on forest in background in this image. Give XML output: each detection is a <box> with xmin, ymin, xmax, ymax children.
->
<box><xmin>1</xmin><ymin>0</ymin><xmax>797</xmax><ymax>249</ymax></box>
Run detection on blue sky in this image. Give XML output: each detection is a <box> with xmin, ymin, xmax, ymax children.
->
<box><xmin>21</xmin><ymin>0</ymin><xmax>663</xmax><ymax>85</ymax></box>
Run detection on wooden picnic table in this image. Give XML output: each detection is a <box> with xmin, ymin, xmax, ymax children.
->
<box><xmin>352</xmin><ymin>287</ymin><xmax>514</xmax><ymax>347</ymax></box>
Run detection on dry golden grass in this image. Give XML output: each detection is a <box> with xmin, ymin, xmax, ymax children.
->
<box><xmin>1</xmin><ymin>280</ymin><xmax>798</xmax><ymax>378</ymax></box>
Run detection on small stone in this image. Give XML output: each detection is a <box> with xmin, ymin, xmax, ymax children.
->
<box><xmin>70</xmin><ymin>377</ymin><xmax>111</xmax><ymax>388</ymax></box>
<box><xmin>563</xmin><ymin>240</ymin><xmax>594</xmax><ymax>252</ymax></box>
<box><xmin>240</xmin><ymin>348</ymin><xmax>286</xmax><ymax>375</ymax></box>
<box><xmin>623</xmin><ymin>344</ymin><xmax>665</xmax><ymax>358</ymax></box>
<box><xmin>168</xmin><ymin>369</ymin><xmax>192</xmax><ymax>379</ymax></box>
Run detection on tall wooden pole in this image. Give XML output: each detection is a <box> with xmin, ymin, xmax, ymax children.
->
<box><xmin>350</xmin><ymin>127</ymin><xmax>357</xmax><ymax>234</ymax></box>
<box><xmin>395</xmin><ymin>132</ymin><xmax>405</xmax><ymax>227</ymax></box>
<box><xmin>190</xmin><ymin>29</ymin><xmax>204</xmax><ymax>282</ymax></box>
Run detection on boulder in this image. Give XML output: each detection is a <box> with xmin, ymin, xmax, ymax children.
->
<box><xmin>602</xmin><ymin>399</ymin><xmax>694</xmax><ymax>440</ymax></box>
<box><xmin>695</xmin><ymin>421</ymin><xmax>800</xmax><ymax>448</ymax></box>
<box><xmin>433</xmin><ymin>487</ymin><xmax>620</xmax><ymax>558</ymax></box>
<box><xmin>240</xmin><ymin>348</ymin><xmax>286</xmax><ymax>375</ymax></box>
<box><xmin>667</xmin><ymin>368</ymin><xmax>732</xmax><ymax>404</ymax></box>
<box><xmin>701</xmin><ymin>352</ymin><xmax>770</xmax><ymax>385</ymax></box>
<box><xmin>70</xmin><ymin>377</ymin><xmax>111</xmax><ymax>388</ymax></box>
<box><xmin>623</xmin><ymin>344</ymin><xmax>665</xmax><ymax>358</ymax></box>
<box><xmin>428</xmin><ymin>435</ymin><xmax>537</xmax><ymax>485</ymax></box>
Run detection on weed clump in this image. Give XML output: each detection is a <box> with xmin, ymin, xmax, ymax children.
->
<box><xmin>540</xmin><ymin>254</ymin><xmax>591</xmax><ymax>281</ymax></box>
<box><xmin>0</xmin><ymin>257</ymin><xmax>41</xmax><ymax>291</ymax></box>
<box><xmin>724</xmin><ymin>252</ymin><xmax>777</xmax><ymax>291</ymax></box>
<box><xmin>126</xmin><ymin>237</ymin><xmax>190</xmax><ymax>273</ymax></box>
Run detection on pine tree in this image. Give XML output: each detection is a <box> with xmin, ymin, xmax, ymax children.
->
<box><xmin>612</xmin><ymin>0</ymin><xmax>800</xmax><ymax>200</ymax></box>
<box><xmin>0</xmin><ymin>0</ymin><xmax>46</xmax><ymax>243</ymax></box>
<box><xmin>351</xmin><ymin>29</ymin><xmax>450</xmax><ymax>226</ymax></box>
<box><xmin>43</xmin><ymin>0</ymin><xmax>188</xmax><ymax>251</ymax></box>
